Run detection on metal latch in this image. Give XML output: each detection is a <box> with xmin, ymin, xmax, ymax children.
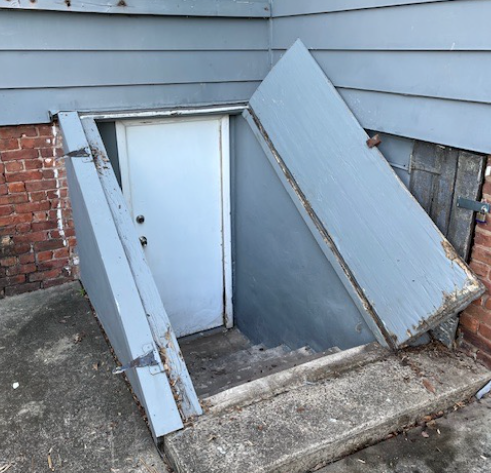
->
<box><xmin>113</xmin><ymin>349</ymin><xmax>160</xmax><ymax>375</ymax></box>
<box><xmin>457</xmin><ymin>197</ymin><xmax>490</xmax><ymax>223</ymax></box>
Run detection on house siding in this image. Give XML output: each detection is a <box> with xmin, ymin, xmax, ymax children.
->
<box><xmin>0</xmin><ymin>9</ymin><xmax>269</xmax><ymax>125</ymax></box>
<box><xmin>271</xmin><ymin>0</ymin><xmax>491</xmax><ymax>154</ymax></box>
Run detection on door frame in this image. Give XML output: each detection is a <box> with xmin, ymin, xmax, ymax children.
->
<box><xmin>115</xmin><ymin>114</ymin><xmax>234</xmax><ymax>330</ymax></box>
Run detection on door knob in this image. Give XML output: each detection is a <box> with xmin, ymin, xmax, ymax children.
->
<box><xmin>136</xmin><ymin>215</ymin><xmax>145</xmax><ymax>224</ymax></box>
<box><xmin>139</xmin><ymin>236</ymin><xmax>148</xmax><ymax>247</ymax></box>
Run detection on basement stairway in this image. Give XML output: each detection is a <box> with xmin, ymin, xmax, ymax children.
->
<box><xmin>166</xmin><ymin>335</ymin><xmax>491</xmax><ymax>473</ymax></box>
<box><xmin>179</xmin><ymin>328</ymin><xmax>339</xmax><ymax>398</ymax></box>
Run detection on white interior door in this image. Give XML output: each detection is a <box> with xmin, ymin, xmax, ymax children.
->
<box><xmin>116</xmin><ymin>116</ymin><xmax>232</xmax><ymax>337</ymax></box>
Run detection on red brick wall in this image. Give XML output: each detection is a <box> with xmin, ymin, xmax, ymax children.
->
<box><xmin>0</xmin><ymin>123</ymin><xmax>78</xmax><ymax>297</ymax></box>
<box><xmin>460</xmin><ymin>156</ymin><xmax>491</xmax><ymax>367</ymax></box>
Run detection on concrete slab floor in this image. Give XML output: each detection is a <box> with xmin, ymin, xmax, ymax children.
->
<box><xmin>319</xmin><ymin>396</ymin><xmax>491</xmax><ymax>473</ymax></box>
<box><xmin>0</xmin><ymin>282</ymin><xmax>167</xmax><ymax>473</ymax></box>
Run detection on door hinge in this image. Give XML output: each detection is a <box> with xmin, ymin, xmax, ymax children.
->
<box><xmin>457</xmin><ymin>197</ymin><xmax>490</xmax><ymax>214</ymax></box>
<box><xmin>113</xmin><ymin>345</ymin><xmax>161</xmax><ymax>375</ymax></box>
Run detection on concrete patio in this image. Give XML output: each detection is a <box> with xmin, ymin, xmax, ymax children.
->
<box><xmin>0</xmin><ymin>282</ymin><xmax>166</xmax><ymax>473</ymax></box>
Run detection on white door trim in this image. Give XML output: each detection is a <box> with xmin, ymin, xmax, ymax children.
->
<box><xmin>115</xmin><ymin>114</ymin><xmax>233</xmax><ymax>331</ymax></box>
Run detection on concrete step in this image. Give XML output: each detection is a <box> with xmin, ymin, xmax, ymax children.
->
<box><xmin>165</xmin><ymin>344</ymin><xmax>491</xmax><ymax>473</ymax></box>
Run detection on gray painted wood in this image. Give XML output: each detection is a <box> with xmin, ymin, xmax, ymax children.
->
<box><xmin>272</xmin><ymin>0</ymin><xmax>453</xmax><ymax>17</ymax></box>
<box><xmin>0</xmin><ymin>9</ymin><xmax>268</xmax><ymax>126</ymax></box>
<box><xmin>272</xmin><ymin>50</ymin><xmax>491</xmax><ymax>105</ymax></box>
<box><xmin>247</xmin><ymin>41</ymin><xmax>484</xmax><ymax>348</ymax></box>
<box><xmin>272</xmin><ymin>1</ymin><xmax>491</xmax><ymax>50</ymax></box>
<box><xmin>232</xmin><ymin>115</ymin><xmax>375</xmax><ymax>352</ymax></box>
<box><xmin>0</xmin><ymin>12</ymin><xmax>268</xmax><ymax>51</ymax></box>
<box><xmin>81</xmin><ymin>117</ymin><xmax>202</xmax><ymax>419</ymax></box>
<box><xmin>58</xmin><ymin>112</ymin><xmax>183</xmax><ymax>438</ymax></box>
<box><xmin>338</xmin><ymin>88</ymin><xmax>491</xmax><ymax>154</ymax></box>
<box><xmin>3</xmin><ymin>51</ymin><xmax>269</xmax><ymax>89</ymax></box>
<box><xmin>0</xmin><ymin>0</ymin><xmax>270</xmax><ymax>17</ymax></box>
<box><xmin>0</xmin><ymin>82</ymin><xmax>259</xmax><ymax>125</ymax></box>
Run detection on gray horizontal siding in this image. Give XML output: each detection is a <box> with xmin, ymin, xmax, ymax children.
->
<box><xmin>0</xmin><ymin>0</ymin><xmax>270</xmax><ymax>18</ymax></box>
<box><xmin>271</xmin><ymin>0</ymin><xmax>491</xmax><ymax>154</ymax></box>
<box><xmin>0</xmin><ymin>11</ymin><xmax>268</xmax><ymax>50</ymax></box>
<box><xmin>0</xmin><ymin>10</ymin><xmax>269</xmax><ymax>125</ymax></box>
<box><xmin>272</xmin><ymin>0</ymin><xmax>453</xmax><ymax>17</ymax></box>
<box><xmin>3</xmin><ymin>51</ymin><xmax>269</xmax><ymax>89</ymax></box>
<box><xmin>0</xmin><ymin>82</ymin><xmax>260</xmax><ymax>125</ymax></box>
<box><xmin>272</xmin><ymin>0</ymin><xmax>491</xmax><ymax>50</ymax></box>
<box><xmin>340</xmin><ymin>88</ymin><xmax>491</xmax><ymax>154</ymax></box>
<box><xmin>271</xmin><ymin>50</ymin><xmax>491</xmax><ymax>104</ymax></box>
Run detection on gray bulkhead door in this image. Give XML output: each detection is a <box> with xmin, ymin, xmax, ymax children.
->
<box><xmin>58</xmin><ymin>112</ymin><xmax>201</xmax><ymax>440</ymax></box>
<box><xmin>244</xmin><ymin>40</ymin><xmax>484</xmax><ymax>349</ymax></box>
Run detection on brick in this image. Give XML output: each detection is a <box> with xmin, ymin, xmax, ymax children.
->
<box><xmin>7</xmin><ymin>182</ymin><xmax>25</xmax><ymax>193</ymax></box>
<box><xmin>32</xmin><ymin>221</ymin><xmax>56</xmax><ymax>232</ymax></box>
<box><xmin>24</xmin><ymin>159</ymin><xmax>43</xmax><ymax>170</ymax></box>
<box><xmin>0</xmin><ymin>275</ymin><xmax>25</xmax><ymax>288</ymax></box>
<box><xmin>471</xmin><ymin>247</ymin><xmax>491</xmax><ymax>267</ymax></box>
<box><xmin>16</xmin><ymin>201</ymin><xmax>50</xmax><ymax>214</ymax></box>
<box><xmin>5</xmin><ymin>282</ymin><xmax>40</xmax><ymax>297</ymax></box>
<box><xmin>37</xmin><ymin>125</ymin><xmax>54</xmax><ymax>137</ymax></box>
<box><xmin>463</xmin><ymin>330</ymin><xmax>491</xmax><ymax>354</ymax></box>
<box><xmin>0</xmin><ymin>138</ymin><xmax>20</xmax><ymax>151</ymax></box>
<box><xmin>469</xmin><ymin>260</ymin><xmax>489</xmax><ymax>278</ymax></box>
<box><xmin>0</xmin><ymin>256</ymin><xmax>17</xmax><ymax>267</ymax></box>
<box><xmin>0</xmin><ymin>149</ymin><xmax>38</xmax><ymax>161</ymax></box>
<box><xmin>0</xmin><ymin>126</ymin><xmax>36</xmax><ymax>140</ymax></box>
<box><xmin>0</xmin><ymin>195</ymin><xmax>28</xmax><ymax>205</ymax></box>
<box><xmin>25</xmin><ymin>180</ymin><xmax>57</xmax><ymax>192</ymax></box>
<box><xmin>15</xmin><ymin>223</ymin><xmax>31</xmax><ymax>234</ymax></box>
<box><xmin>19</xmin><ymin>253</ymin><xmax>34</xmax><ymax>264</ymax></box>
<box><xmin>38</xmin><ymin>259</ymin><xmax>67</xmax><ymax>271</ymax></box>
<box><xmin>13</xmin><ymin>231</ymin><xmax>48</xmax><ymax>244</ymax></box>
<box><xmin>0</xmin><ymin>184</ymin><xmax>7</xmax><ymax>196</ymax></box>
<box><xmin>12</xmin><ymin>243</ymin><xmax>31</xmax><ymax>255</ymax></box>
<box><xmin>5</xmin><ymin>170</ymin><xmax>43</xmax><ymax>183</ymax></box>
<box><xmin>29</xmin><ymin>191</ymin><xmax>47</xmax><ymax>202</ymax></box>
<box><xmin>43</xmin><ymin>277</ymin><xmax>72</xmax><ymax>289</ymax></box>
<box><xmin>0</xmin><ymin>205</ymin><xmax>13</xmax><ymax>217</ymax></box>
<box><xmin>53</xmin><ymin>247</ymin><xmax>69</xmax><ymax>259</ymax></box>
<box><xmin>20</xmin><ymin>137</ymin><xmax>53</xmax><ymax>149</ymax></box>
<box><xmin>462</xmin><ymin>304</ymin><xmax>491</xmax><ymax>324</ymax></box>
<box><xmin>11</xmin><ymin>213</ymin><xmax>33</xmax><ymax>225</ymax></box>
<box><xmin>29</xmin><ymin>269</ymin><xmax>61</xmax><ymax>282</ymax></box>
<box><xmin>36</xmin><ymin>251</ymin><xmax>53</xmax><ymax>262</ymax></box>
<box><xmin>40</xmin><ymin>148</ymin><xmax>55</xmax><ymax>158</ymax></box>
<box><xmin>34</xmin><ymin>240</ymin><xmax>65</xmax><ymax>251</ymax></box>
<box><xmin>0</xmin><ymin>216</ymin><xmax>14</xmax><ymax>227</ymax></box>
<box><xmin>478</xmin><ymin>323</ymin><xmax>491</xmax><ymax>341</ymax></box>
<box><xmin>460</xmin><ymin>313</ymin><xmax>479</xmax><ymax>334</ymax></box>
<box><xmin>42</xmin><ymin>169</ymin><xmax>55</xmax><ymax>179</ymax></box>
<box><xmin>4</xmin><ymin>161</ymin><xmax>24</xmax><ymax>172</ymax></box>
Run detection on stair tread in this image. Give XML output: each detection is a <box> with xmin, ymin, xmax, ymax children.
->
<box><xmin>191</xmin><ymin>344</ymin><xmax>323</xmax><ymax>397</ymax></box>
<box><xmin>165</xmin><ymin>345</ymin><xmax>491</xmax><ymax>473</ymax></box>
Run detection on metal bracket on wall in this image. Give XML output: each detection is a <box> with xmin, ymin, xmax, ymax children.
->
<box><xmin>113</xmin><ymin>345</ymin><xmax>161</xmax><ymax>375</ymax></box>
<box><xmin>457</xmin><ymin>197</ymin><xmax>490</xmax><ymax>214</ymax></box>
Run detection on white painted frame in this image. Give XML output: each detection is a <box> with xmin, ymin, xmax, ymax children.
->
<box><xmin>116</xmin><ymin>114</ymin><xmax>234</xmax><ymax>330</ymax></box>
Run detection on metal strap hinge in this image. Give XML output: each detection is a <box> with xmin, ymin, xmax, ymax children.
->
<box><xmin>113</xmin><ymin>347</ymin><xmax>161</xmax><ymax>375</ymax></box>
<box><xmin>457</xmin><ymin>197</ymin><xmax>490</xmax><ymax>214</ymax></box>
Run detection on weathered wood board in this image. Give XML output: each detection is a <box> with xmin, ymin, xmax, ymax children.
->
<box><xmin>246</xmin><ymin>40</ymin><xmax>484</xmax><ymax>349</ymax></box>
<box><xmin>409</xmin><ymin>142</ymin><xmax>486</xmax><ymax>345</ymax></box>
